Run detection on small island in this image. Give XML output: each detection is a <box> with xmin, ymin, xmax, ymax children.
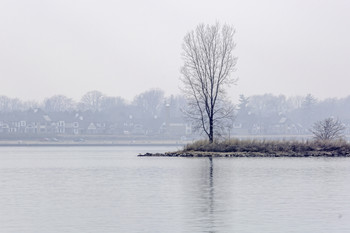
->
<box><xmin>139</xmin><ymin>138</ymin><xmax>350</xmax><ymax>157</ymax></box>
<box><xmin>139</xmin><ymin>112</ymin><xmax>350</xmax><ymax>158</ymax></box>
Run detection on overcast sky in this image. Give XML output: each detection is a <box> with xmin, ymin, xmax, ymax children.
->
<box><xmin>1</xmin><ymin>0</ymin><xmax>349</xmax><ymax>102</ymax></box>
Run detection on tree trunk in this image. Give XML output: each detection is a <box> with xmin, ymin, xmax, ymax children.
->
<box><xmin>209</xmin><ymin>117</ymin><xmax>214</xmax><ymax>143</ymax></box>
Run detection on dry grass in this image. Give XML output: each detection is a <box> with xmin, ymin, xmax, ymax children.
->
<box><xmin>183</xmin><ymin>138</ymin><xmax>350</xmax><ymax>154</ymax></box>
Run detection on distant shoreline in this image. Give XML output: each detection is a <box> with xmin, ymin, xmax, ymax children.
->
<box><xmin>0</xmin><ymin>142</ymin><xmax>186</xmax><ymax>147</ymax></box>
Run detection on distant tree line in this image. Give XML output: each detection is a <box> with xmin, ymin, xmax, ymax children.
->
<box><xmin>234</xmin><ymin>93</ymin><xmax>350</xmax><ymax>136</ymax></box>
<box><xmin>0</xmin><ymin>89</ymin><xmax>189</xmax><ymax>139</ymax></box>
<box><xmin>1</xmin><ymin>90</ymin><xmax>350</xmax><ymax>137</ymax></box>
<box><xmin>0</xmin><ymin>89</ymin><xmax>185</xmax><ymax>117</ymax></box>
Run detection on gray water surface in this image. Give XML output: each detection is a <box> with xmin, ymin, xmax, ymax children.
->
<box><xmin>0</xmin><ymin>146</ymin><xmax>349</xmax><ymax>233</ymax></box>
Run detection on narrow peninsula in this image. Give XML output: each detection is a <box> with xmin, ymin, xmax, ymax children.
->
<box><xmin>139</xmin><ymin>139</ymin><xmax>350</xmax><ymax>157</ymax></box>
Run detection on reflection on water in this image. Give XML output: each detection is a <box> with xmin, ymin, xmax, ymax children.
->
<box><xmin>209</xmin><ymin>157</ymin><xmax>214</xmax><ymax>233</ymax></box>
<box><xmin>0</xmin><ymin>146</ymin><xmax>350</xmax><ymax>233</ymax></box>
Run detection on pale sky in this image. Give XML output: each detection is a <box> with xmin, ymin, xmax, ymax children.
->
<box><xmin>1</xmin><ymin>0</ymin><xmax>350</xmax><ymax>102</ymax></box>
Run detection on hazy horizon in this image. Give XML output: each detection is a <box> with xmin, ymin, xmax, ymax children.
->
<box><xmin>1</xmin><ymin>0</ymin><xmax>350</xmax><ymax>102</ymax></box>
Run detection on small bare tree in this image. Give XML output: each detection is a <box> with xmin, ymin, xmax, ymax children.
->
<box><xmin>133</xmin><ymin>89</ymin><xmax>164</xmax><ymax>117</ymax></box>
<box><xmin>180</xmin><ymin>23</ymin><xmax>237</xmax><ymax>143</ymax></box>
<box><xmin>310</xmin><ymin>117</ymin><xmax>345</xmax><ymax>141</ymax></box>
<box><xmin>79</xmin><ymin>90</ymin><xmax>104</xmax><ymax>112</ymax></box>
<box><xmin>43</xmin><ymin>95</ymin><xmax>76</xmax><ymax>112</ymax></box>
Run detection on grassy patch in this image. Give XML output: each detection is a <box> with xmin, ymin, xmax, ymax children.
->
<box><xmin>183</xmin><ymin>139</ymin><xmax>350</xmax><ymax>154</ymax></box>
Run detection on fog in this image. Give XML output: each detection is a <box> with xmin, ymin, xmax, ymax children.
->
<box><xmin>1</xmin><ymin>90</ymin><xmax>350</xmax><ymax>142</ymax></box>
<box><xmin>1</xmin><ymin>0</ymin><xmax>350</xmax><ymax>102</ymax></box>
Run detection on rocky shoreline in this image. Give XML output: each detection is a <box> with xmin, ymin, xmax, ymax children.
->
<box><xmin>138</xmin><ymin>150</ymin><xmax>350</xmax><ymax>157</ymax></box>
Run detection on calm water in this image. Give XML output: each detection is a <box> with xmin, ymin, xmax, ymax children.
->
<box><xmin>0</xmin><ymin>146</ymin><xmax>350</xmax><ymax>233</ymax></box>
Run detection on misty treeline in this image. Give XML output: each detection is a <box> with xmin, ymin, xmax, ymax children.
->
<box><xmin>236</xmin><ymin>94</ymin><xmax>350</xmax><ymax>134</ymax></box>
<box><xmin>0</xmin><ymin>89</ymin><xmax>184</xmax><ymax>117</ymax></box>
<box><xmin>1</xmin><ymin>90</ymin><xmax>350</xmax><ymax>135</ymax></box>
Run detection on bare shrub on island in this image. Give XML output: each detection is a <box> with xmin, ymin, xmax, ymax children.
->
<box><xmin>310</xmin><ymin>117</ymin><xmax>345</xmax><ymax>141</ymax></box>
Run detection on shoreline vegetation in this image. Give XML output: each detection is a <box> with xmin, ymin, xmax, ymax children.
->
<box><xmin>138</xmin><ymin>139</ymin><xmax>350</xmax><ymax>157</ymax></box>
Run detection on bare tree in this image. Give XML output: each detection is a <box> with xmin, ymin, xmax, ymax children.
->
<box><xmin>0</xmin><ymin>96</ymin><xmax>28</xmax><ymax>112</ymax></box>
<box><xmin>133</xmin><ymin>89</ymin><xmax>164</xmax><ymax>117</ymax></box>
<box><xmin>310</xmin><ymin>117</ymin><xmax>345</xmax><ymax>141</ymax></box>
<box><xmin>100</xmin><ymin>96</ymin><xmax>125</xmax><ymax>112</ymax></box>
<box><xmin>0</xmin><ymin>96</ymin><xmax>14</xmax><ymax>112</ymax></box>
<box><xmin>43</xmin><ymin>95</ymin><xmax>76</xmax><ymax>112</ymax></box>
<box><xmin>79</xmin><ymin>90</ymin><xmax>104</xmax><ymax>112</ymax></box>
<box><xmin>181</xmin><ymin>23</ymin><xmax>237</xmax><ymax>142</ymax></box>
